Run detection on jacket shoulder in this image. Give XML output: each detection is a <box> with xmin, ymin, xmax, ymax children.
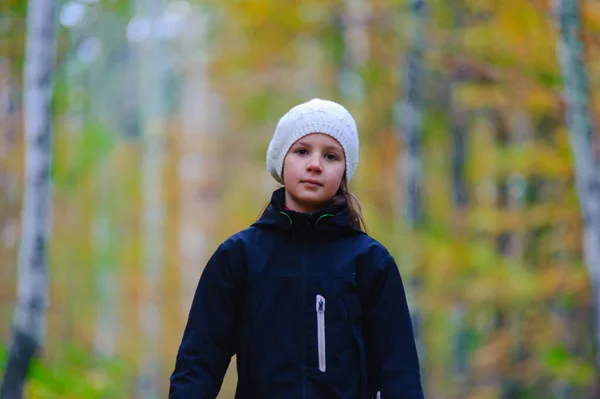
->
<box><xmin>349</xmin><ymin>234</ymin><xmax>399</xmax><ymax>280</ymax></box>
<box><xmin>216</xmin><ymin>225</ymin><xmax>265</xmax><ymax>255</ymax></box>
<box><xmin>205</xmin><ymin>229</ymin><xmax>258</xmax><ymax>283</ymax></box>
<box><xmin>354</xmin><ymin>234</ymin><xmax>394</xmax><ymax>261</ymax></box>
<box><xmin>224</xmin><ymin>225</ymin><xmax>263</xmax><ymax>244</ymax></box>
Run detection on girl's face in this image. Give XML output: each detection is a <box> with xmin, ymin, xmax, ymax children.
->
<box><xmin>282</xmin><ymin>133</ymin><xmax>346</xmax><ymax>213</ymax></box>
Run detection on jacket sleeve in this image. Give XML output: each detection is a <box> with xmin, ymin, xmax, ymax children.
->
<box><xmin>363</xmin><ymin>252</ymin><xmax>424</xmax><ymax>399</ymax></box>
<box><xmin>169</xmin><ymin>241</ymin><xmax>244</xmax><ymax>398</ymax></box>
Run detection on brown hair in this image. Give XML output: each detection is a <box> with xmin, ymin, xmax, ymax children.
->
<box><xmin>331</xmin><ymin>176</ymin><xmax>368</xmax><ymax>232</ymax></box>
<box><xmin>256</xmin><ymin>176</ymin><xmax>367</xmax><ymax>232</ymax></box>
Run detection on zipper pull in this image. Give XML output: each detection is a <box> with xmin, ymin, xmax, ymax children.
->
<box><xmin>317</xmin><ymin>296</ymin><xmax>325</xmax><ymax>313</ymax></box>
<box><xmin>316</xmin><ymin>294</ymin><xmax>326</xmax><ymax>372</ymax></box>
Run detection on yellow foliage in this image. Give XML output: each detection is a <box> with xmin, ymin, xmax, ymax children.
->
<box><xmin>2</xmin><ymin>0</ymin><xmax>598</xmax><ymax>396</ymax></box>
<box><xmin>455</xmin><ymin>84</ymin><xmax>510</xmax><ymax>109</ymax></box>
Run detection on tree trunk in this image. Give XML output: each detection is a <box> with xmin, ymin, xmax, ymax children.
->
<box><xmin>450</xmin><ymin>72</ymin><xmax>469</xmax><ymax>399</ymax></box>
<box><xmin>176</xmin><ymin>8</ymin><xmax>231</xmax><ymax>395</ymax></box>
<box><xmin>295</xmin><ymin>36</ymin><xmax>322</xmax><ymax>99</ymax></box>
<box><xmin>447</xmin><ymin>3</ymin><xmax>469</xmax><ymax>394</ymax></box>
<box><xmin>554</xmin><ymin>0</ymin><xmax>600</xmax><ymax>371</ymax></box>
<box><xmin>398</xmin><ymin>0</ymin><xmax>425</xmax><ymax>228</ymax></box>
<box><xmin>177</xmin><ymin>5</ymin><xmax>218</xmax><ymax>320</ymax></box>
<box><xmin>500</xmin><ymin>111</ymin><xmax>531</xmax><ymax>399</ymax></box>
<box><xmin>339</xmin><ymin>0</ymin><xmax>370</xmax><ymax>105</ymax></box>
<box><xmin>90</xmin><ymin>9</ymin><xmax>118</xmax><ymax>359</ymax></box>
<box><xmin>0</xmin><ymin>0</ymin><xmax>57</xmax><ymax>397</ymax></box>
<box><xmin>395</xmin><ymin>0</ymin><xmax>426</xmax><ymax>377</ymax></box>
<box><xmin>134</xmin><ymin>0</ymin><xmax>168</xmax><ymax>396</ymax></box>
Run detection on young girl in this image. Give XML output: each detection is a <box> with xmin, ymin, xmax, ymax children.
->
<box><xmin>169</xmin><ymin>99</ymin><xmax>424</xmax><ymax>399</ymax></box>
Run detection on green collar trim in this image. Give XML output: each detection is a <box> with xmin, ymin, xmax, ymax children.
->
<box><xmin>279</xmin><ymin>211</ymin><xmax>334</xmax><ymax>227</ymax></box>
<box><xmin>316</xmin><ymin>213</ymin><xmax>334</xmax><ymax>226</ymax></box>
<box><xmin>280</xmin><ymin>211</ymin><xmax>292</xmax><ymax>225</ymax></box>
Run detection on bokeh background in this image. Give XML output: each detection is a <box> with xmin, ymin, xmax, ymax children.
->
<box><xmin>2</xmin><ymin>0</ymin><xmax>600</xmax><ymax>397</ymax></box>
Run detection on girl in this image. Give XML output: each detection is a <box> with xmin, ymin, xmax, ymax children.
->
<box><xmin>169</xmin><ymin>99</ymin><xmax>424</xmax><ymax>399</ymax></box>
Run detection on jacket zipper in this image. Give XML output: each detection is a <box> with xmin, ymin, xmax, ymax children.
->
<box><xmin>316</xmin><ymin>295</ymin><xmax>326</xmax><ymax>372</ymax></box>
<box><xmin>301</xmin><ymin>238</ymin><xmax>307</xmax><ymax>399</ymax></box>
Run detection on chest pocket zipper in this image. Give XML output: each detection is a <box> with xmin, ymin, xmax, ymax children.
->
<box><xmin>316</xmin><ymin>294</ymin><xmax>326</xmax><ymax>372</ymax></box>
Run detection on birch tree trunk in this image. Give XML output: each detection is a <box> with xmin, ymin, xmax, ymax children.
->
<box><xmin>467</xmin><ymin>111</ymin><xmax>502</xmax><ymax>395</ymax></box>
<box><xmin>398</xmin><ymin>0</ymin><xmax>425</xmax><ymax>228</ymax></box>
<box><xmin>449</xmin><ymin>71</ymin><xmax>469</xmax><ymax>399</ymax></box>
<box><xmin>339</xmin><ymin>0</ymin><xmax>370</xmax><ymax>105</ymax></box>
<box><xmin>0</xmin><ymin>0</ymin><xmax>57</xmax><ymax>397</ymax></box>
<box><xmin>90</xmin><ymin>10</ymin><xmax>118</xmax><ymax>359</ymax></box>
<box><xmin>448</xmin><ymin>4</ymin><xmax>469</xmax><ymax>393</ymax></box>
<box><xmin>177</xmin><ymin>6</ymin><xmax>215</xmax><ymax>321</ymax></box>
<box><xmin>395</xmin><ymin>0</ymin><xmax>426</xmax><ymax>373</ymax></box>
<box><xmin>175</xmin><ymin>8</ymin><xmax>230</xmax><ymax>395</ymax></box>
<box><xmin>295</xmin><ymin>36</ymin><xmax>322</xmax><ymax>100</ymax></box>
<box><xmin>501</xmin><ymin>111</ymin><xmax>531</xmax><ymax>398</ymax></box>
<box><xmin>132</xmin><ymin>0</ymin><xmax>168</xmax><ymax>396</ymax></box>
<box><xmin>554</xmin><ymin>0</ymin><xmax>600</xmax><ymax>371</ymax></box>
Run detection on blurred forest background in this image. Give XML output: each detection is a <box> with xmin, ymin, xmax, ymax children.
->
<box><xmin>2</xmin><ymin>0</ymin><xmax>600</xmax><ymax>398</ymax></box>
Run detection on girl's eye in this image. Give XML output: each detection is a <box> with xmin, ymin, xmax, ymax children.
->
<box><xmin>325</xmin><ymin>153</ymin><xmax>338</xmax><ymax>160</ymax></box>
<box><xmin>295</xmin><ymin>148</ymin><xmax>308</xmax><ymax>155</ymax></box>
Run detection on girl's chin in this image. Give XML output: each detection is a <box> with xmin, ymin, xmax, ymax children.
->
<box><xmin>296</xmin><ymin>188</ymin><xmax>326</xmax><ymax>199</ymax></box>
<box><xmin>297</xmin><ymin>195</ymin><xmax>329</xmax><ymax>208</ymax></box>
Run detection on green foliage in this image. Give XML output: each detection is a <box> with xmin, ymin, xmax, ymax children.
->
<box><xmin>0</xmin><ymin>340</ymin><xmax>7</xmax><ymax>370</ymax></box>
<box><xmin>536</xmin><ymin>69</ymin><xmax>563</xmax><ymax>90</ymax></box>
<box><xmin>542</xmin><ymin>344</ymin><xmax>595</xmax><ymax>387</ymax></box>
<box><xmin>243</xmin><ymin>89</ymin><xmax>281</xmax><ymax>126</ymax></box>
<box><xmin>0</xmin><ymin>0</ymin><xmax>27</xmax><ymax>16</ymax></box>
<box><xmin>323</xmin><ymin>18</ymin><xmax>346</xmax><ymax>75</ymax></box>
<box><xmin>52</xmin><ymin>121</ymin><xmax>116</xmax><ymax>192</ymax></box>
<box><xmin>3</xmin><ymin>0</ymin><xmax>600</xmax><ymax>398</ymax></box>
<box><xmin>559</xmin><ymin>293</ymin><xmax>579</xmax><ymax>311</ymax></box>
<box><xmin>544</xmin><ymin>344</ymin><xmax>570</xmax><ymax>370</ymax></box>
<box><xmin>26</xmin><ymin>346</ymin><xmax>134</xmax><ymax>398</ymax></box>
<box><xmin>1</xmin><ymin>342</ymin><xmax>134</xmax><ymax>398</ymax></box>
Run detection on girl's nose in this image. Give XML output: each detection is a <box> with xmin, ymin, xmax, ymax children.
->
<box><xmin>306</xmin><ymin>156</ymin><xmax>323</xmax><ymax>173</ymax></box>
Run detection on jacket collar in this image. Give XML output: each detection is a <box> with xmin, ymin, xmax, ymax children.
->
<box><xmin>252</xmin><ymin>187</ymin><xmax>362</xmax><ymax>235</ymax></box>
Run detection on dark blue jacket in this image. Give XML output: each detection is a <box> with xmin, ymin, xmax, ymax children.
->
<box><xmin>169</xmin><ymin>188</ymin><xmax>423</xmax><ymax>398</ymax></box>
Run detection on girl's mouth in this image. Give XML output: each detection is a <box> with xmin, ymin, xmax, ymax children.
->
<box><xmin>302</xmin><ymin>179</ymin><xmax>322</xmax><ymax>186</ymax></box>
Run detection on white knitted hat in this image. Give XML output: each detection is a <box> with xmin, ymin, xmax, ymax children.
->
<box><xmin>266</xmin><ymin>98</ymin><xmax>359</xmax><ymax>185</ymax></box>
